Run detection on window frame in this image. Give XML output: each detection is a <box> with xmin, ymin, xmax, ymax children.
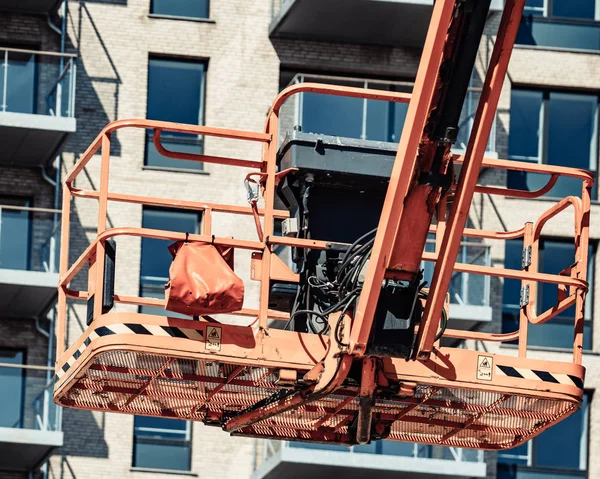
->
<box><xmin>524</xmin><ymin>0</ymin><xmax>600</xmax><ymax>23</ymax></box>
<box><xmin>507</xmin><ymin>87</ymin><xmax>600</xmax><ymax>200</ymax></box>
<box><xmin>132</xmin><ymin>416</ymin><xmax>193</xmax><ymax>472</ymax></box>
<box><xmin>138</xmin><ymin>207</ymin><xmax>202</xmax><ymax>316</ymax></box>
<box><xmin>0</xmin><ymin>196</ymin><xmax>33</xmax><ymax>271</ymax></box>
<box><xmin>149</xmin><ymin>0</ymin><xmax>211</xmax><ymax>21</ymax></box>
<box><xmin>0</xmin><ymin>348</ymin><xmax>26</xmax><ymax>429</ymax></box>
<box><xmin>144</xmin><ymin>55</ymin><xmax>208</xmax><ymax>172</ymax></box>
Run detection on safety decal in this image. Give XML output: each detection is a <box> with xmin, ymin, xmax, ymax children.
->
<box><xmin>476</xmin><ymin>355</ymin><xmax>493</xmax><ymax>381</ymax></box>
<box><xmin>57</xmin><ymin>323</ymin><xmax>205</xmax><ymax>379</ymax></box>
<box><xmin>206</xmin><ymin>326</ymin><xmax>222</xmax><ymax>352</ymax></box>
<box><xmin>495</xmin><ymin>365</ymin><xmax>583</xmax><ymax>390</ymax></box>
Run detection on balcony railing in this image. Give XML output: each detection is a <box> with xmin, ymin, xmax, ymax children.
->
<box><xmin>255</xmin><ymin>440</ymin><xmax>485</xmax><ymax>478</ymax></box>
<box><xmin>0</xmin><ymin>204</ymin><xmax>61</xmax><ymax>274</ymax></box>
<box><xmin>0</xmin><ymin>363</ymin><xmax>61</xmax><ymax>433</ymax></box>
<box><xmin>279</xmin><ymin>74</ymin><xmax>497</xmax><ymax>155</ymax></box>
<box><xmin>516</xmin><ymin>15</ymin><xmax>600</xmax><ymax>52</ymax></box>
<box><xmin>1</xmin><ymin>47</ymin><xmax>76</xmax><ymax>118</ymax></box>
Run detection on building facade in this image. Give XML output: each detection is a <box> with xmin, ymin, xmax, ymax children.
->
<box><xmin>0</xmin><ymin>1</ymin><xmax>597</xmax><ymax>479</ymax></box>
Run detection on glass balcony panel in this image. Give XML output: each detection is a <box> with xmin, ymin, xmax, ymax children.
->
<box><xmin>0</xmin><ymin>204</ymin><xmax>60</xmax><ymax>273</ymax></box>
<box><xmin>517</xmin><ymin>17</ymin><xmax>600</xmax><ymax>52</ymax></box>
<box><xmin>0</xmin><ymin>362</ymin><xmax>60</xmax><ymax>432</ymax></box>
<box><xmin>0</xmin><ymin>49</ymin><xmax>76</xmax><ymax>118</ymax></box>
<box><xmin>424</xmin><ymin>240</ymin><xmax>490</xmax><ymax>307</ymax></box>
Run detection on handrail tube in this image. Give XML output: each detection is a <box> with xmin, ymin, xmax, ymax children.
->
<box><xmin>0</xmin><ymin>46</ymin><xmax>77</xmax><ymax>58</ymax></box>
<box><xmin>153</xmin><ymin>130</ymin><xmax>263</xmax><ymax>169</ymax></box>
<box><xmin>473</xmin><ymin>174</ymin><xmax>559</xmax><ymax>199</ymax></box>
<box><xmin>420</xmin><ymin>253</ymin><xmax>587</xmax><ymax>289</ymax></box>
<box><xmin>525</xmin><ymin>196</ymin><xmax>584</xmax><ymax>323</ymax></box>
<box><xmin>71</xmin><ymin>189</ymin><xmax>289</xmax><ymax>218</ymax></box>
<box><xmin>65</xmin><ymin>119</ymin><xmax>271</xmax><ymax>186</ymax></box>
<box><xmin>454</xmin><ymin>154</ymin><xmax>595</xmax><ymax>183</ymax></box>
<box><xmin>59</xmin><ymin>227</ymin><xmax>265</xmax><ymax>287</ymax></box>
<box><xmin>429</xmin><ymin>225</ymin><xmax>526</xmax><ymax>240</ymax></box>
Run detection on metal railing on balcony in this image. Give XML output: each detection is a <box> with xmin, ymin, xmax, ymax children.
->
<box><xmin>0</xmin><ymin>47</ymin><xmax>77</xmax><ymax>118</ymax></box>
<box><xmin>263</xmin><ymin>439</ymin><xmax>484</xmax><ymax>464</ymax></box>
<box><xmin>0</xmin><ymin>362</ymin><xmax>61</xmax><ymax>433</ymax></box>
<box><xmin>424</xmin><ymin>240</ymin><xmax>491</xmax><ymax>308</ymax></box>
<box><xmin>0</xmin><ymin>204</ymin><xmax>61</xmax><ymax>274</ymax></box>
<box><xmin>280</xmin><ymin>73</ymin><xmax>497</xmax><ymax>154</ymax></box>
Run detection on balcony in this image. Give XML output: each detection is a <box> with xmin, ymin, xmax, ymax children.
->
<box><xmin>269</xmin><ymin>0</ymin><xmax>504</xmax><ymax>47</ymax></box>
<box><xmin>0</xmin><ymin>362</ymin><xmax>63</xmax><ymax>472</ymax></box>
<box><xmin>253</xmin><ymin>440</ymin><xmax>486</xmax><ymax>479</ymax></box>
<box><xmin>423</xmin><ymin>240</ymin><xmax>493</xmax><ymax>326</ymax></box>
<box><xmin>0</xmin><ymin>47</ymin><xmax>77</xmax><ymax>167</ymax></box>
<box><xmin>0</xmin><ymin>203</ymin><xmax>60</xmax><ymax>319</ymax></box>
<box><xmin>0</xmin><ymin>0</ymin><xmax>63</xmax><ymax>15</ymax></box>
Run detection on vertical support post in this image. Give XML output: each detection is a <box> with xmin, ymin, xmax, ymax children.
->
<box><xmin>258</xmin><ymin>116</ymin><xmax>277</xmax><ymax>329</ymax></box>
<box><xmin>2</xmin><ymin>50</ymin><xmax>8</xmax><ymax>112</ymax></box>
<box><xmin>573</xmin><ymin>181</ymin><xmax>591</xmax><ymax>363</ymax></box>
<box><xmin>415</xmin><ymin>0</ymin><xmax>527</xmax><ymax>360</ymax></box>
<box><xmin>518</xmin><ymin>222</ymin><xmax>533</xmax><ymax>358</ymax></box>
<box><xmin>57</xmin><ymin>185</ymin><xmax>72</xmax><ymax>356</ymax></box>
<box><xmin>349</xmin><ymin>0</ymin><xmax>457</xmax><ymax>356</ymax></box>
<box><xmin>92</xmin><ymin>133</ymin><xmax>112</xmax><ymax>321</ymax></box>
<box><xmin>356</xmin><ymin>357</ymin><xmax>376</xmax><ymax>444</ymax></box>
<box><xmin>202</xmin><ymin>207</ymin><xmax>213</xmax><ymax>236</ymax></box>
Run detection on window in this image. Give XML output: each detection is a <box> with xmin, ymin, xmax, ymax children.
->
<box><xmin>133</xmin><ymin>416</ymin><xmax>192</xmax><ymax>471</ymax></box>
<box><xmin>502</xmin><ymin>239</ymin><xmax>594</xmax><ymax>350</ymax></box>
<box><xmin>145</xmin><ymin>57</ymin><xmax>206</xmax><ymax>171</ymax></box>
<box><xmin>139</xmin><ymin>208</ymin><xmax>201</xmax><ymax>315</ymax></box>
<box><xmin>0</xmin><ymin>349</ymin><xmax>25</xmax><ymax>429</ymax></box>
<box><xmin>150</xmin><ymin>0</ymin><xmax>209</xmax><ymax>20</ymax></box>
<box><xmin>0</xmin><ymin>197</ymin><xmax>31</xmax><ymax>271</ymax></box>
<box><xmin>517</xmin><ymin>0</ymin><xmax>600</xmax><ymax>51</ymax></box>
<box><xmin>498</xmin><ymin>393</ymin><xmax>589</xmax><ymax>478</ymax></box>
<box><xmin>507</xmin><ymin>89</ymin><xmax>598</xmax><ymax>199</ymax></box>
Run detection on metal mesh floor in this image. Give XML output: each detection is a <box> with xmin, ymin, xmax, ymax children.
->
<box><xmin>55</xmin><ymin>350</ymin><xmax>578</xmax><ymax>449</ymax></box>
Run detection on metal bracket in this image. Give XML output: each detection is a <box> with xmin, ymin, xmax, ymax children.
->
<box><xmin>522</xmin><ymin>246</ymin><xmax>532</xmax><ymax>269</ymax></box>
<box><xmin>520</xmin><ymin>285</ymin><xmax>530</xmax><ymax>308</ymax></box>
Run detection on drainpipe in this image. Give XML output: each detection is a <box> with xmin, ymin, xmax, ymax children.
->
<box><xmin>40</xmin><ymin>4</ymin><xmax>67</xmax><ymax>479</ymax></box>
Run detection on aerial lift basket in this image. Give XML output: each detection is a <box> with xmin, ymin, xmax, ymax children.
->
<box><xmin>54</xmin><ymin>0</ymin><xmax>592</xmax><ymax>450</ymax></box>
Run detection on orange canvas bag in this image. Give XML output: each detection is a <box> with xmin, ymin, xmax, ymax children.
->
<box><xmin>165</xmin><ymin>241</ymin><xmax>244</xmax><ymax>316</ymax></box>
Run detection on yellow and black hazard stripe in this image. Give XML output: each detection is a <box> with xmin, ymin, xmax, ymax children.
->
<box><xmin>495</xmin><ymin>365</ymin><xmax>583</xmax><ymax>390</ymax></box>
<box><xmin>57</xmin><ymin>323</ymin><xmax>204</xmax><ymax>379</ymax></box>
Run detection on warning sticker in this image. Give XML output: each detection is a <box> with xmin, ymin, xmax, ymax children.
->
<box><xmin>206</xmin><ymin>326</ymin><xmax>222</xmax><ymax>351</ymax></box>
<box><xmin>477</xmin><ymin>355</ymin><xmax>493</xmax><ymax>381</ymax></box>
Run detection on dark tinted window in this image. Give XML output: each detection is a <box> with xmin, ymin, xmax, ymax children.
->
<box><xmin>0</xmin><ymin>50</ymin><xmax>36</xmax><ymax>114</ymax></box>
<box><xmin>0</xmin><ymin>197</ymin><xmax>31</xmax><ymax>270</ymax></box>
<box><xmin>133</xmin><ymin>416</ymin><xmax>191</xmax><ymax>471</ymax></box>
<box><xmin>508</xmin><ymin>89</ymin><xmax>598</xmax><ymax>198</ymax></box>
<box><xmin>0</xmin><ymin>349</ymin><xmax>25</xmax><ymax>428</ymax></box>
<box><xmin>150</xmin><ymin>0</ymin><xmax>209</xmax><ymax>19</ymax></box>
<box><xmin>140</xmin><ymin>208</ymin><xmax>200</xmax><ymax>316</ymax></box>
<box><xmin>145</xmin><ymin>58</ymin><xmax>206</xmax><ymax>170</ymax></box>
<box><xmin>552</xmin><ymin>0</ymin><xmax>595</xmax><ymax>20</ymax></box>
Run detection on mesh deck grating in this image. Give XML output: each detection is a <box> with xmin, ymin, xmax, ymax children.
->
<box><xmin>56</xmin><ymin>350</ymin><xmax>578</xmax><ymax>449</ymax></box>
